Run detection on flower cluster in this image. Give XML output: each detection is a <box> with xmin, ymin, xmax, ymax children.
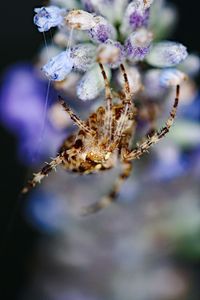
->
<box><xmin>34</xmin><ymin>0</ymin><xmax>191</xmax><ymax>101</ymax></box>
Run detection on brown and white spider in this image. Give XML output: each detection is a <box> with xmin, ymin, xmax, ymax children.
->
<box><xmin>22</xmin><ymin>63</ymin><xmax>180</xmax><ymax>215</ymax></box>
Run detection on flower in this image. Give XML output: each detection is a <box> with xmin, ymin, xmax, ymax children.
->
<box><xmin>34</xmin><ymin>0</ymin><xmax>189</xmax><ymax>101</ymax></box>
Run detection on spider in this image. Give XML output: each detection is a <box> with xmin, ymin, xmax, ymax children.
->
<box><xmin>22</xmin><ymin>63</ymin><xmax>180</xmax><ymax>215</ymax></box>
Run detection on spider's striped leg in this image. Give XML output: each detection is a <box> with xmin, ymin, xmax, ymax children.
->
<box><xmin>120</xmin><ymin>64</ymin><xmax>132</xmax><ymax>105</ymax></box>
<box><xmin>58</xmin><ymin>96</ymin><xmax>95</xmax><ymax>137</ymax></box>
<box><xmin>81</xmin><ymin>161</ymin><xmax>132</xmax><ymax>215</ymax></box>
<box><xmin>21</xmin><ymin>154</ymin><xmax>64</xmax><ymax>194</ymax></box>
<box><xmin>124</xmin><ymin>85</ymin><xmax>180</xmax><ymax>161</ymax></box>
<box><xmin>114</xmin><ymin>64</ymin><xmax>134</xmax><ymax>142</ymax></box>
<box><xmin>99</xmin><ymin>63</ymin><xmax>113</xmax><ymax>139</ymax></box>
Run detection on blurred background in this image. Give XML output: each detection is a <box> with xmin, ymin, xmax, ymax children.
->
<box><xmin>0</xmin><ymin>1</ymin><xmax>200</xmax><ymax>300</ymax></box>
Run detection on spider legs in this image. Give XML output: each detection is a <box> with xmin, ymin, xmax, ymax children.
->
<box><xmin>58</xmin><ymin>96</ymin><xmax>95</xmax><ymax>137</ymax></box>
<box><xmin>114</xmin><ymin>64</ymin><xmax>133</xmax><ymax>142</ymax></box>
<box><xmin>120</xmin><ymin>64</ymin><xmax>132</xmax><ymax>105</ymax></box>
<box><xmin>81</xmin><ymin>161</ymin><xmax>132</xmax><ymax>215</ymax></box>
<box><xmin>124</xmin><ymin>85</ymin><xmax>180</xmax><ymax>161</ymax></box>
<box><xmin>99</xmin><ymin>63</ymin><xmax>113</xmax><ymax>139</ymax></box>
<box><xmin>21</xmin><ymin>154</ymin><xmax>64</xmax><ymax>194</ymax></box>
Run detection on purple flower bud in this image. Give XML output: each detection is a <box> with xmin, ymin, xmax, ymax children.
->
<box><xmin>70</xmin><ymin>43</ymin><xmax>96</xmax><ymax>71</ymax></box>
<box><xmin>125</xmin><ymin>1</ymin><xmax>150</xmax><ymax>31</ymax></box>
<box><xmin>42</xmin><ymin>51</ymin><xmax>74</xmax><ymax>81</ymax></box>
<box><xmin>146</xmin><ymin>41</ymin><xmax>188</xmax><ymax>68</ymax></box>
<box><xmin>125</xmin><ymin>29</ymin><xmax>152</xmax><ymax>61</ymax></box>
<box><xmin>34</xmin><ymin>6</ymin><xmax>66</xmax><ymax>32</ymax></box>
<box><xmin>88</xmin><ymin>16</ymin><xmax>116</xmax><ymax>43</ymax></box>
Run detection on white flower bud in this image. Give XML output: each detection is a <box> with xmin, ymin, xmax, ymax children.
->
<box><xmin>65</xmin><ymin>10</ymin><xmax>96</xmax><ymax>30</ymax></box>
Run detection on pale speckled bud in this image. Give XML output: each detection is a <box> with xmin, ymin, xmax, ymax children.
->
<box><xmin>65</xmin><ymin>10</ymin><xmax>96</xmax><ymax>30</ymax></box>
<box><xmin>97</xmin><ymin>40</ymin><xmax>125</xmax><ymax>68</ymax></box>
<box><xmin>77</xmin><ymin>64</ymin><xmax>111</xmax><ymax>100</ymax></box>
<box><xmin>146</xmin><ymin>41</ymin><xmax>188</xmax><ymax>68</ymax></box>
<box><xmin>88</xmin><ymin>16</ymin><xmax>117</xmax><ymax>43</ymax></box>
<box><xmin>117</xmin><ymin>66</ymin><xmax>142</xmax><ymax>94</ymax></box>
<box><xmin>160</xmin><ymin>69</ymin><xmax>187</xmax><ymax>87</ymax></box>
<box><xmin>125</xmin><ymin>29</ymin><xmax>153</xmax><ymax>61</ymax></box>
<box><xmin>34</xmin><ymin>6</ymin><xmax>66</xmax><ymax>32</ymax></box>
<box><xmin>70</xmin><ymin>43</ymin><xmax>96</xmax><ymax>71</ymax></box>
<box><xmin>42</xmin><ymin>50</ymin><xmax>73</xmax><ymax>81</ymax></box>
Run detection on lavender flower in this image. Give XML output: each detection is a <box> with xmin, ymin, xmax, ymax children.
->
<box><xmin>125</xmin><ymin>28</ymin><xmax>153</xmax><ymax>61</ymax></box>
<box><xmin>88</xmin><ymin>16</ymin><xmax>116</xmax><ymax>43</ymax></box>
<box><xmin>33</xmin><ymin>0</ymin><xmax>190</xmax><ymax>101</ymax></box>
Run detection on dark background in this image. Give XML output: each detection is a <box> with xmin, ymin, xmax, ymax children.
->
<box><xmin>0</xmin><ymin>1</ymin><xmax>199</xmax><ymax>299</ymax></box>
